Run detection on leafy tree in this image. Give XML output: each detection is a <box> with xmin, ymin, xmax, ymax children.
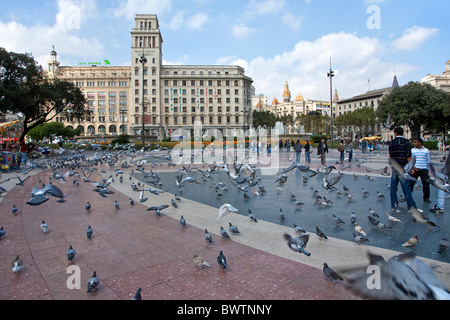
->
<box><xmin>251</xmin><ymin>110</ymin><xmax>278</xmax><ymax>130</ymax></box>
<box><xmin>0</xmin><ymin>48</ymin><xmax>88</xmax><ymax>142</ymax></box>
<box><xmin>27</xmin><ymin>122</ymin><xmax>81</xmax><ymax>141</ymax></box>
<box><xmin>376</xmin><ymin>81</ymin><xmax>448</xmax><ymax>139</ymax></box>
<box><xmin>297</xmin><ymin>112</ymin><xmax>329</xmax><ymax>135</ymax></box>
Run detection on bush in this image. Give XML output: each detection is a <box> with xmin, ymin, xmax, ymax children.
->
<box><xmin>111</xmin><ymin>134</ymin><xmax>130</xmax><ymax>145</ymax></box>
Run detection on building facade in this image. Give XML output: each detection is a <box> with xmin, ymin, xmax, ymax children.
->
<box><xmin>46</xmin><ymin>14</ymin><xmax>254</xmax><ymax>140</ymax></box>
<box><xmin>422</xmin><ymin>60</ymin><xmax>450</xmax><ymax>93</ymax></box>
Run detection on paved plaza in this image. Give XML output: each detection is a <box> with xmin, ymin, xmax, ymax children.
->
<box><xmin>0</xmin><ymin>147</ymin><xmax>448</xmax><ymax>300</ymax></box>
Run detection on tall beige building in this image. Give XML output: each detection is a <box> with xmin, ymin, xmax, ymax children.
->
<box><xmin>422</xmin><ymin>60</ymin><xmax>450</xmax><ymax>93</ymax></box>
<box><xmin>46</xmin><ymin>14</ymin><xmax>254</xmax><ymax>140</ymax></box>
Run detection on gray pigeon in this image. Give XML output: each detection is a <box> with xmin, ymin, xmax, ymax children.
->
<box><xmin>341</xmin><ymin>252</ymin><xmax>450</xmax><ymax>300</ymax></box>
<box><xmin>12</xmin><ymin>205</ymin><xmax>18</xmax><ymax>215</ymax></box>
<box><xmin>283</xmin><ymin>233</ymin><xmax>311</xmax><ymax>256</ymax></box>
<box><xmin>85</xmin><ymin>202</ymin><xmax>91</xmax><ymax>211</ymax></box>
<box><xmin>323</xmin><ymin>263</ymin><xmax>344</xmax><ymax>282</ymax></box>
<box><xmin>437</xmin><ymin>237</ymin><xmax>448</xmax><ymax>254</ymax></box>
<box><xmin>219</xmin><ymin>226</ymin><xmax>230</xmax><ymax>239</ymax></box>
<box><xmin>0</xmin><ymin>226</ymin><xmax>5</xmax><ymax>238</ymax></box>
<box><xmin>228</xmin><ymin>222</ymin><xmax>240</xmax><ymax>234</ymax></box>
<box><xmin>129</xmin><ymin>198</ymin><xmax>135</xmax><ymax>205</ymax></box>
<box><xmin>86</xmin><ymin>225</ymin><xmax>93</xmax><ymax>239</ymax></box>
<box><xmin>131</xmin><ymin>288</ymin><xmax>142</xmax><ymax>300</ymax></box>
<box><xmin>180</xmin><ymin>215</ymin><xmax>186</xmax><ymax>227</ymax></box>
<box><xmin>146</xmin><ymin>204</ymin><xmax>169</xmax><ymax>216</ymax></box>
<box><xmin>315</xmin><ymin>226</ymin><xmax>328</xmax><ymax>240</ymax></box>
<box><xmin>114</xmin><ymin>200</ymin><xmax>120</xmax><ymax>209</ymax></box>
<box><xmin>87</xmin><ymin>271</ymin><xmax>100</xmax><ymax>293</ymax></box>
<box><xmin>204</xmin><ymin>229</ymin><xmax>212</xmax><ymax>243</ymax></box>
<box><xmin>217</xmin><ymin>250</ymin><xmax>227</xmax><ymax>269</ymax></box>
<box><xmin>67</xmin><ymin>245</ymin><xmax>76</xmax><ymax>261</ymax></box>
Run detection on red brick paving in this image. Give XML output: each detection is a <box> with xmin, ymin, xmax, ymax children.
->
<box><xmin>0</xmin><ymin>165</ymin><xmax>358</xmax><ymax>300</ymax></box>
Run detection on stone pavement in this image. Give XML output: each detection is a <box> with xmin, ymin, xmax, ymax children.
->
<box><xmin>0</xmin><ymin>148</ymin><xmax>448</xmax><ymax>300</ymax></box>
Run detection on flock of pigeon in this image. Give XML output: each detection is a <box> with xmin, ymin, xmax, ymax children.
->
<box><xmin>0</xmin><ymin>140</ymin><xmax>449</xmax><ymax>300</ymax></box>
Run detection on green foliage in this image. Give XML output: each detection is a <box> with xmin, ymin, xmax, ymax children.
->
<box><xmin>0</xmin><ymin>48</ymin><xmax>88</xmax><ymax>141</ymax></box>
<box><xmin>111</xmin><ymin>134</ymin><xmax>130</xmax><ymax>145</ymax></box>
<box><xmin>310</xmin><ymin>135</ymin><xmax>328</xmax><ymax>143</ymax></box>
<box><xmin>252</xmin><ymin>110</ymin><xmax>279</xmax><ymax>129</ymax></box>
<box><xmin>27</xmin><ymin>122</ymin><xmax>81</xmax><ymax>141</ymax></box>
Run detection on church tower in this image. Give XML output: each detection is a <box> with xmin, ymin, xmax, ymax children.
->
<box><xmin>47</xmin><ymin>45</ymin><xmax>60</xmax><ymax>78</ymax></box>
<box><xmin>282</xmin><ymin>81</ymin><xmax>291</xmax><ymax>103</ymax></box>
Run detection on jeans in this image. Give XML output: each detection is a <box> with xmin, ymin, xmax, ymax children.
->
<box><xmin>305</xmin><ymin>151</ymin><xmax>311</xmax><ymax>163</ymax></box>
<box><xmin>340</xmin><ymin>151</ymin><xmax>344</xmax><ymax>162</ymax></box>
<box><xmin>390</xmin><ymin>172</ymin><xmax>417</xmax><ymax>209</ymax></box>
<box><xmin>437</xmin><ymin>189</ymin><xmax>446</xmax><ymax>209</ymax></box>
<box><xmin>296</xmin><ymin>152</ymin><xmax>301</xmax><ymax>163</ymax></box>
<box><xmin>348</xmin><ymin>151</ymin><xmax>353</xmax><ymax>162</ymax></box>
<box><xmin>409</xmin><ymin>169</ymin><xmax>430</xmax><ymax>200</ymax></box>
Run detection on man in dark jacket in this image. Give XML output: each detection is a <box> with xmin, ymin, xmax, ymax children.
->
<box><xmin>318</xmin><ymin>139</ymin><xmax>328</xmax><ymax>165</ymax></box>
<box><xmin>294</xmin><ymin>140</ymin><xmax>303</xmax><ymax>163</ymax></box>
<box><xmin>389</xmin><ymin>127</ymin><xmax>420</xmax><ymax>213</ymax></box>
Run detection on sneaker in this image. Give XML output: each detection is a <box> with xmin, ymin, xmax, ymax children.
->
<box><xmin>408</xmin><ymin>207</ymin><xmax>424</xmax><ymax>214</ymax></box>
<box><xmin>430</xmin><ymin>205</ymin><xmax>444</xmax><ymax>214</ymax></box>
<box><xmin>424</xmin><ymin>199</ymin><xmax>431</xmax><ymax>203</ymax></box>
<box><xmin>392</xmin><ymin>208</ymin><xmax>402</xmax><ymax>214</ymax></box>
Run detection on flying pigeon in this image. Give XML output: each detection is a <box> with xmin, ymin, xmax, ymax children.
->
<box><xmin>193</xmin><ymin>254</ymin><xmax>210</xmax><ymax>268</ymax></box>
<box><xmin>283</xmin><ymin>233</ymin><xmax>311</xmax><ymax>256</ymax></box>
<box><xmin>27</xmin><ymin>184</ymin><xmax>64</xmax><ymax>206</ymax></box>
<box><xmin>402</xmin><ymin>234</ymin><xmax>418</xmax><ymax>248</ymax></box>
<box><xmin>146</xmin><ymin>204</ymin><xmax>169</xmax><ymax>216</ymax></box>
<box><xmin>217</xmin><ymin>203</ymin><xmax>238</xmax><ymax>221</ymax></box>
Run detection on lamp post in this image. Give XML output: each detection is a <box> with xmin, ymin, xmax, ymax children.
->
<box><xmin>139</xmin><ymin>52</ymin><xmax>147</xmax><ymax>148</ymax></box>
<box><xmin>327</xmin><ymin>58</ymin><xmax>334</xmax><ymax>148</ymax></box>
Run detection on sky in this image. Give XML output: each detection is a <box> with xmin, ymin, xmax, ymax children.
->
<box><xmin>0</xmin><ymin>0</ymin><xmax>448</xmax><ymax>102</ymax></box>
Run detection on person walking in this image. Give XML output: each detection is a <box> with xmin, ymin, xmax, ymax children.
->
<box><xmin>388</xmin><ymin>127</ymin><xmax>421</xmax><ymax>214</ymax></box>
<box><xmin>304</xmin><ymin>140</ymin><xmax>311</xmax><ymax>164</ymax></box>
<box><xmin>409</xmin><ymin>137</ymin><xmax>431</xmax><ymax>203</ymax></box>
<box><xmin>318</xmin><ymin>138</ymin><xmax>328</xmax><ymax>166</ymax></box>
<box><xmin>294</xmin><ymin>140</ymin><xmax>303</xmax><ymax>163</ymax></box>
<box><xmin>430</xmin><ymin>148</ymin><xmax>450</xmax><ymax>214</ymax></box>
<box><xmin>338</xmin><ymin>140</ymin><xmax>345</xmax><ymax>163</ymax></box>
<box><xmin>347</xmin><ymin>140</ymin><xmax>353</xmax><ymax>162</ymax></box>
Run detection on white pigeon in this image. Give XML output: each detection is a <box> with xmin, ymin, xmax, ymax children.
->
<box><xmin>40</xmin><ymin>220</ymin><xmax>49</xmax><ymax>233</ymax></box>
<box><xmin>217</xmin><ymin>203</ymin><xmax>238</xmax><ymax>221</ymax></box>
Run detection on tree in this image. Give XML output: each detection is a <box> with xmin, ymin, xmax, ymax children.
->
<box><xmin>376</xmin><ymin>81</ymin><xmax>448</xmax><ymax>139</ymax></box>
<box><xmin>0</xmin><ymin>48</ymin><xmax>88</xmax><ymax>142</ymax></box>
<box><xmin>27</xmin><ymin>122</ymin><xmax>81</xmax><ymax>141</ymax></box>
<box><xmin>252</xmin><ymin>110</ymin><xmax>278</xmax><ymax>130</ymax></box>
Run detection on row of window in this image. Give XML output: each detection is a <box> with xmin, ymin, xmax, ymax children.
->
<box><xmin>134</xmin><ymin>116</ymin><xmax>242</xmax><ymax>125</ymax></box>
<box><xmin>76</xmin><ymin>81</ymin><xmax>128</xmax><ymax>87</ymax></box>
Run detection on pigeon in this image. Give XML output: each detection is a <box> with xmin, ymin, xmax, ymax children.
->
<box><xmin>376</xmin><ymin>191</ymin><xmax>385</xmax><ymax>201</ymax></box>
<box><xmin>362</xmin><ymin>188</ymin><xmax>370</xmax><ymax>197</ymax></box>
<box><xmin>322</xmin><ymin>174</ymin><xmax>341</xmax><ymax>190</ymax></box>
<box><xmin>131</xmin><ymin>288</ymin><xmax>142</xmax><ymax>300</ymax></box>
<box><xmin>437</xmin><ymin>238</ymin><xmax>448</xmax><ymax>254</ymax></box>
<box><xmin>113</xmin><ymin>200</ymin><xmax>120</xmax><ymax>209</ymax></box>
<box><xmin>67</xmin><ymin>245</ymin><xmax>76</xmax><ymax>261</ymax></box>
<box><xmin>368</xmin><ymin>208</ymin><xmax>379</xmax><ymax>217</ymax></box>
<box><xmin>353</xmin><ymin>232</ymin><xmax>369</xmax><ymax>244</ymax></box>
<box><xmin>85</xmin><ymin>202</ymin><xmax>91</xmax><ymax>211</ymax></box>
<box><xmin>341</xmin><ymin>252</ymin><xmax>450</xmax><ymax>300</ymax></box>
<box><xmin>0</xmin><ymin>226</ymin><xmax>6</xmax><ymax>238</ymax></box>
<box><xmin>367</xmin><ymin>216</ymin><xmax>391</xmax><ymax>230</ymax></box>
<box><xmin>139</xmin><ymin>190</ymin><xmax>148</xmax><ymax>203</ymax></box>
<box><xmin>248</xmin><ymin>210</ymin><xmax>258</xmax><ymax>222</ymax></box>
<box><xmin>129</xmin><ymin>198</ymin><xmax>135</xmax><ymax>205</ymax></box>
<box><xmin>315</xmin><ymin>226</ymin><xmax>328</xmax><ymax>240</ymax></box>
<box><xmin>279</xmin><ymin>208</ymin><xmax>285</xmax><ymax>220</ymax></box>
<box><xmin>409</xmin><ymin>207</ymin><xmax>439</xmax><ymax>228</ymax></box>
<box><xmin>12</xmin><ymin>205</ymin><xmax>18</xmax><ymax>215</ymax></box>
<box><xmin>385</xmin><ymin>211</ymin><xmax>401</xmax><ymax>223</ymax></box>
<box><xmin>56</xmin><ymin>192</ymin><xmax>71</xmax><ymax>203</ymax></box>
<box><xmin>293</xmin><ymin>223</ymin><xmax>306</xmax><ymax>234</ymax></box>
<box><xmin>40</xmin><ymin>220</ymin><xmax>49</xmax><ymax>233</ymax></box>
<box><xmin>219</xmin><ymin>226</ymin><xmax>231</xmax><ymax>239</ymax></box>
<box><xmin>11</xmin><ymin>255</ymin><xmax>23</xmax><ymax>273</ymax></box>
<box><xmin>350</xmin><ymin>212</ymin><xmax>357</xmax><ymax>224</ymax></box>
<box><xmin>275</xmin><ymin>174</ymin><xmax>288</xmax><ymax>184</ymax></box>
<box><xmin>86</xmin><ymin>225</ymin><xmax>93</xmax><ymax>239</ymax></box>
<box><xmin>332</xmin><ymin>214</ymin><xmax>345</xmax><ymax>226</ymax></box>
<box><xmin>171</xmin><ymin>198</ymin><xmax>178</xmax><ymax>208</ymax></box>
<box><xmin>353</xmin><ymin>222</ymin><xmax>367</xmax><ymax>236</ymax></box>
<box><xmin>283</xmin><ymin>233</ymin><xmax>311</xmax><ymax>256</ymax></box>
<box><xmin>217</xmin><ymin>203</ymin><xmax>238</xmax><ymax>221</ymax></box>
<box><xmin>27</xmin><ymin>184</ymin><xmax>64</xmax><ymax>205</ymax></box>
<box><xmin>193</xmin><ymin>254</ymin><xmax>210</xmax><ymax>268</ymax></box>
<box><xmin>204</xmin><ymin>229</ymin><xmax>212</xmax><ymax>243</ymax></box>
<box><xmin>87</xmin><ymin>271</ymin><xmax>100</xmax><ymax>293</ymax></box>
<box><xmin>323</xmin><ymin>263</ymin><xmax>344</xmax><ymax>282</ymax></box>
<box><xmin>228</xmin><ymin>222</ymin><xmax>240</xmax><ymax>234</ymax></box>
<box><xmin>402</xmin><ymin>234</ymin><xmax>418</xmax><ymax>248</ymax></box>
<box><xmin>217</xmin><ymin>250</ymin><xmax>227</xmax><ymax>269</ymax></box>
<box><xmin>146</xmin><ymin>204</ymin><xmax>169</xmax><ymax>216</ymax></box>
<box><xmin>389</xmin><ymin>157</ymin><xmax>417</xmax><ymax>183</ymax></box>
<box><xmin>179</xmin><ymin>215</ymin><xmax>186</xmax><ymax>227</ymax></box>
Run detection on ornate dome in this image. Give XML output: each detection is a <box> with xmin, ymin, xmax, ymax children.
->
<box><xmin>295</xmin><ymin>93</ymin><xmax>304</xmax><ymax>102</ymax></box>
<box><xmin>272</xmin><ymin>97</ymin><xmax>279</xmax><ymax>105</ymax></box>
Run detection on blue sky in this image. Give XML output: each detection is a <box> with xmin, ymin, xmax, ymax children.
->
<box><xmin>0</xmin><ymin>0</ymin><xmax>448</xmax><ymax>102</ymax></box>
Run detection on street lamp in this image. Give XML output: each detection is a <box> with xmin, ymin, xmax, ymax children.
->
<box><xmin>327</xmin><ymin>58</ymin><xmax>334</xmax><ymax>148</ymax></box>
<box><xmin>139</xmin><ymin>52</ymin><xmax>147</xmax><ymax>148</ymax></box>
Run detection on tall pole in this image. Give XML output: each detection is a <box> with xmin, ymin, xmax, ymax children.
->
<box><xmin>327</xmin><ymin>58</ymin><xmax>334</xmax><ymax>148</ymax></box>
<box><xmin>139</xmin><ymin>51</ymin><xmax>147</xmax><ymax>148</ymax></box>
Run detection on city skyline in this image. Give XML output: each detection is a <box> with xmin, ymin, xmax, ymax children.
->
<box><xmin>0</xmin><ymin>0</ymin><xmax>448</xmax><ymax>102</ymax></box>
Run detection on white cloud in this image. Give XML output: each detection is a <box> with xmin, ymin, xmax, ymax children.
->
<box><xmin>167</xmin><ymin>11</ymin><xmax>209</xmax><ymax>31</ymax></box>
<box><xmin>390</xmin><ymin>26</ymin><xmax>439</xmax><ymax>51</ymax></box>
<box><xmin>282</xmin><ymin>12</ymin><xmax>303</xmax><ymax>31</ymax></box>
<box><xmin>0</xmin><ymin>0</ymin><xmax>104</xmax><ymax>68</ymax></box>
<box><xmin>232</xmin><ymin>24</ymin><xmax>257</xmax><ymax>39</ymax></box>
<box><xmin>246</xmin><ymin>0</ymin><xmax>286</xmax><ymax>16</ymax></box>
<box><xmin>237</xmin><ymin>31</ymin><xmax>417</xmax><ymax>102</ymax></box>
